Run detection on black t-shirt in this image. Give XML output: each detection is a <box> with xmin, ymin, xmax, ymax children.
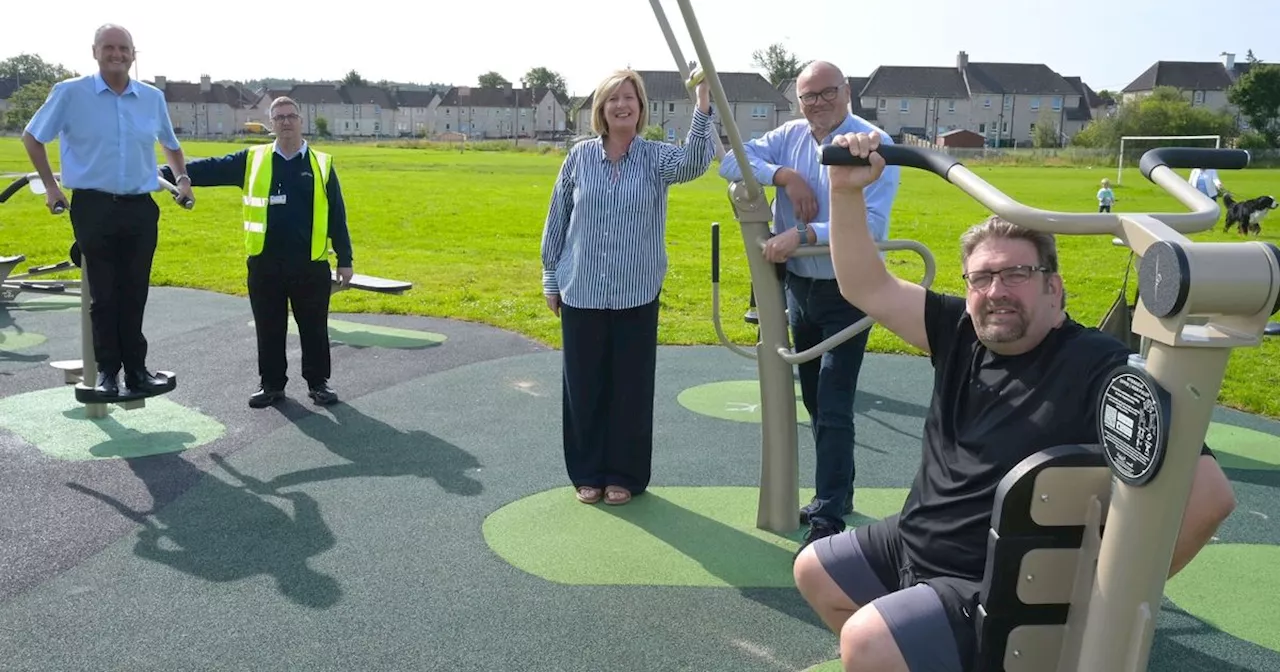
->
<box><xmin>897</xmin><ymin>289</ymin><xmax>1209</xmax><ymax>583</ymax></box>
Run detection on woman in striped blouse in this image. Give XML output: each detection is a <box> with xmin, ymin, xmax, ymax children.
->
<box><xmin>540</xmin><ymin>68</ymin><xmax>715</xmax><ymax>506</ymax></box>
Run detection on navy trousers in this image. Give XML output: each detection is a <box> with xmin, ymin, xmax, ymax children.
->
<box><xmin>560</xmin><ymin>296</ymin><xmax>660</xmax><ymax>494</ymax></box>
<box><xmin>785</xmin><ymin>272</ymin><xmax>870</xmax><ymax>523</ymax></box>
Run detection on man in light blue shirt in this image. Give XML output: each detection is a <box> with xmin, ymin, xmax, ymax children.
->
<box><xmin>720</xmin><ymin>60</ymin><xmax>901</xmax><ymax>551</ymax></box>
<box><xmin>22</xmin><ymin>24</ymin><xmax>193</xmax><ymax>397</ymax></box>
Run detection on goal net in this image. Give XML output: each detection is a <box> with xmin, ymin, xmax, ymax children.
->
<box><xmin>1116</xmin><ymin>135</ymin><xmax>1220</xmax><ymax>184</ymax></box>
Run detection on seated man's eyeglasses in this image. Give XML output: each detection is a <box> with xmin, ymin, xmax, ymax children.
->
<box><xmin>962</xmin><ymin>265</ymin><xmax>1050</xmax><ymax>290</ymax></box>
<box><xmin>798</xmin><ymin>86</ymin><xmax>841</xmax><ymax>105</ymax></box>
<box><xmin>272</xmin><ymin>113</ymin><xmax>300</xmax><ymax>122</ymax></box>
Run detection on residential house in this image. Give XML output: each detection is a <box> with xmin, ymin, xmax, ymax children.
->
<box><xmin>150</xmin><ymin>75</ymin><xmax>255</xmax><ymax>137</ymax></box>
<box><xmin>1121</xmin><ymin>52</ymin><xmax>1252</xmax><ymax>126</ymax></box>
<box><xmin>858</xmin><ymin>52</ymin><xmax>1084</xmax><ymax>146</ymax></box>
<box><xmin>436</xmin><ymin>84</ymin><xmax>570</xmax><ymax>139</ymax></box>
<box><xmin>392</xmin><ymin>88</ymin><xmax>441</xmax><ymax>138</ymax></box>
<box><xmin>573</xmin><ymin>70</ymin><xmax>791</xmax><ymax>145</ymax></box>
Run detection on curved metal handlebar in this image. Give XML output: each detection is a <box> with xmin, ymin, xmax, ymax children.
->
<box><xmin>776</xmin><ymin>239</ymin><xmax>937</xmax><ymax>365</ymax></box>
<box><xmin>0</xmin><ymin>175</ymin><xmax>31</xmax><ymax>204</ymax></box>
<box><xmin>1</xmin><ymin>172</ymin><xmax>193</xmax><ymax>211</ymax></box>
<box><xmin>819</xmin><ymin>144</ymin><xmax>1251</xmax><ymax>236</ymax></box>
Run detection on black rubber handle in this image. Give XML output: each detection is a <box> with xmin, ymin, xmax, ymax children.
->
<box><xmin>52</xmin><ymin>200</ymin><xmax>66</xmax><ymax>214</ymax></box>
<box><xmin>177</xmin><ymin>196</ymin><xmax>194</xmax><ymax>209</ymax></box>
<box><xmin>1139</xmin><ymin>148</ymin><xmax>1250</xmax><ymax>180</ymax></box>
<box><xmin>0</xmin><ymin>176</ymin><xmax>30</xmax><ymax>204</ymax></box>
<box><xmin>711</xmin><ymin>222</ymin><xmax>720</xmax><ymax>284</ymax></box>
<box><xmin>819</xmin><ymin>144</ymin><xmax>961</xmax><ymax>181</ymax></box>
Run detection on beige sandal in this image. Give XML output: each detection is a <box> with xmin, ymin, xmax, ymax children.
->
<box><xmin>604</xmin><ymin>486</ymin><xmax>632</xmax><ymax>505</ymax></box>
<box><xmin>576</xmin><ymin>486</ymin><xmax>602</xmax><ymax>504</ymax></box>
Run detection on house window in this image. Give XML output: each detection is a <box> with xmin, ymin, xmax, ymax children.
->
<box><xmin>984</xmin><ymin>97</ymin><xmax>991</xmax><ymax>108</ymax></box>
<box><xmin>947</xmin><ymin>99</ymin><xmax>955</xmax><ymax>113</ymax></box>
<box><xmin>652</xmin><ymin>101</ymin><xmax>660</xmax><ymax>113</ymax></box>
<box><xmin>1030</xmin><ymin>122</ymin><xmax>1036</xmax><ymax>132</ymax></box>
<box><xmin>668</xmin><ymin>103</ymin><xmax>675</xmax><ymax>112</ymax></box>
<box><xmin>878</xmin><ymin>98</ymin><xmax>886</xmax><ymax>110</ymax></box>
<box><xmin>899</xmin><ymin>99</ymin><xmax>909</xmax><ymax>112</ymax></box>
<box><xmin>1005</xmin><ymin>97</ymin><xmax>1012</xmax><ymax>109</ymax></box>
<box><xmin>750</xmin><ymin>131</ymin><xmax>764</xmax><ymax>139</ymax></box>
<box><xmin>751</xmin><ymin>104</ymin><xmax>768</xmax><ymax>119</ymax></box>
<box><xmin>979</xmin><ymin>122</ymin><xmax>986</xmax><ymax>133</ymax></box>
<box><xmin>1193</xmin><ymin>90</ymin><xmax>1205</xmax><ymax>104</ymax></box>
<box><xmin>1052</xmin><ymin>96</ymin><xmax>1062</xmax><ymax>111</ymax></box>
<box><xmin>667</xmin><ymin>128</ymin><xmax>676</xmax><ymax>141</ymax></box>
<box><xmin>1001</xmin><ymin>121</ymin><xmax>1008</xmax><ymax>133</ymax></box>
<box><xmin>1030</xmin><ymin>97</ymin><xmax>1040</xmax><ymax>110</ymax></box>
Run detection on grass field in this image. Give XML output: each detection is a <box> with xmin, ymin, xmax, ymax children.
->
<box><xmin>1</xmin><ymin>137</ymin><xmax>1277</xmax><ymax>418</ymax></box>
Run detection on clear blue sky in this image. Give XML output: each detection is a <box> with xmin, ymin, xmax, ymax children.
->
<box><xmin>0</xmin><ymin>0</ymin><xmax>1271</xmax><ymax>96</ymax></box>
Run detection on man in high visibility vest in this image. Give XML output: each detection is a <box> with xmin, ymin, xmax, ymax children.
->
<box><xmin>162</xmin><ymin>96</ymin><xmax>354</xmax><ymax>408</ymax></box>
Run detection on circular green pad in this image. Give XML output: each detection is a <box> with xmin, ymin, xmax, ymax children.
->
<box><xmin>677</xmin><ymin>380</ymin><xmax>809</xmax><ymax>424</ymax></box>
<box><xmin>1206</xmin><ymin>422</ymin><xmax>1280</xmax><ymax>471</ymax></box>
<box><xmin>1164</xmin><ymin>543</ymin><xmax>1280</xmax><ymax>652</ymax></box>
<box><xmin>0</xmin><ymin>327</ymin><xmax>46</xmax><ymax>352</ymax></box>
<box><xmin>483</xmin><ymin>486</ymin><xmax>907</xmax><ymax>586</ymax></box>
<box><xmin>800</xmin><ymin>661</ymin><xmax>842</xmax><ymax>672</ymax></box>
<box><xmin>248</xmin><ymin>318</ymin><xmax>446</xmax><ymax>349</ymax></box>
<box><xmin>0</xmin><ymin>386</ymin><xmax>225</xmax><ymax>460</ymax></box>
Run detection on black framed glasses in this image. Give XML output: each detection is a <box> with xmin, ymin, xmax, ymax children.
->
<box><xmin>962</xmin><ymin>265</ymin><xmax>1050</xmax><ymax>290</ymax></box>
<box><xmin>798</xmin><ymin>86</ymin><xmax>841</xmax><ymax>105</ymax></box>
<box><xmin>272</xmin><ymin>113</ymin><xmax>300</xmax><ymax>123</ymax></box>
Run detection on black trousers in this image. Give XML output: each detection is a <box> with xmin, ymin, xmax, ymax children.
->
<box><xmin>246</xmin><ymin>256</ymin><xmax>332</xmax><ymax>390</ymax></box>
<box><xmin>69</xmin><ymin>189</ymin><xmax>160</xmax><ymax>375</ymax></box>
<box><xmin>560</xmin><ymin>296</ymin><xmax>660</xmax><ymax>494</ymax></box>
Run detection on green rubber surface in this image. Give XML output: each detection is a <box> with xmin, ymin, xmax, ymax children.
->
<box><xmin>249</xmin><ymin>318</ymin><xmax>447</xmax><ymax>349</ymax></box>
<box><xmin>1165</xmin><ymin>544</ymin><xmax>1280</xmax><ymax>653</ymax></box>
<box><xmin>677</xmin><ymin>379</ymin><xmax>810</xmax><ymax>423</ymax></box>
<box><xmin>0</xmin><ymin>327</ymin><xmax>45</xmax><ymax>351</ymax></box>
<box><xmin>1207</xmin><ymin>423</ymin><xmax>1280</xmax><ymax>470</ymax></box>
<box><xmin>0</xmin><ymin>386</ymin><xmax>225</xmax><ymax>460</ymax></box>
<box><xmin>484</xmin><ymin>487</ymin><xmax>908</xmax><ymax>586</ymax></box>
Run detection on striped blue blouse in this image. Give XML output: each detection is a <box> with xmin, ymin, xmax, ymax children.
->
<box><xmin>541</xmin><ymin>108</ymin><xmax>716</xmax><ymax>310</ymax></box>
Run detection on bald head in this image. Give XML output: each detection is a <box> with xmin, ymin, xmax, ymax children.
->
<box><xmin>795</xmin><ymin>60</ymin><xmax>849</xmax><ymax>136</ymax></box>
<box><xmin>92</xmin><ymin>24</ymin><xmax>135</xmax><ymax>84</ymax></box>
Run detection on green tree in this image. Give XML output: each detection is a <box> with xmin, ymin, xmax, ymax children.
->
<box><xmin>1072</xmin><ymin>86</ymin><xmax>1237</xmax><ymax>149</ymax></box>
<box><xmin>642</xmin><ymin>125</ymin><xmax>665</xmax><ymax>141</ymax></box>
<box><xmin>1227</xmin><ymin>63</ymin><xmax>1280</xmax><ymax>147</ymax></box>
<box><xmin>314</xmin><ymin>117</ymin><xmax>330</xmax><ymax>137</ymax></box>
<box><xmin>751</xmin><ymin>43</ymin><xmax>809</xmax><ymax>87</ymax></box>
<box><xmin>522</xmin><ymin>67</ymin><xmax>566</xmax><ymax>95</ymax></box>
<box><xmin>1033</xmin><ymin>108</ymin><xmax>1060</xmax><ymax>148</ymax></box>
<box><xmin>3</xmin><ymin>80</ymin><xmax>54</xmax><ymax>131</ymax></box>
<box><xmin>0</xmin><ymin>53</ymin><xmax>77</xmax><ymax>86</ymax></box>
<box><xmin>478</xmin><ymin>71</ymin><xmax>510</xmax><ymax>88</ymax></box>
<box><xmin>341</xmin><ymin>70</ymin><xmax>367</xmax><ymax>87</ymax></box>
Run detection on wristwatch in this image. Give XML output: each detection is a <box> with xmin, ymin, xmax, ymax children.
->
<box><xmin>796</xmin><ymin>221</ymin><xmax>808</xmax><ymax>245</ymax></box>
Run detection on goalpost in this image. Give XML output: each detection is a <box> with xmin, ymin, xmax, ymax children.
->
<box><xmin>1117</xmin><ymin>135</ymin><xmax>1221</xmax><ymax>184</ymax></box>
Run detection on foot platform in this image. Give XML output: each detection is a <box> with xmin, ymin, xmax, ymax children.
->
<box><xmin>332</xmin><ymin>272</ymin><xmax>412</xmax><ymax>295</ymax></box>
<box><xmin>1266</xmin><ymin>322</ymin><xmax>1279</xmax><ymax>337</ymax></box>
<box><xmin>74</xmin><ymin>371</ymin><xmax>177</xmax><ymax>406</ymax></box>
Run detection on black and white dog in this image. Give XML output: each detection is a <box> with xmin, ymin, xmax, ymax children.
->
<box><xmin>1222</xmin><ymin>192</ymin><xmax>1277</xmax><ymax>236</ymax></box>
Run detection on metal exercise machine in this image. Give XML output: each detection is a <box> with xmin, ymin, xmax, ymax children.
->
<box><xmin>649</xmin><ymin>0</ymin><xmax>937</xmax><ymax>536</ymax></box>
<box><xmin>652</xmin><ymin>2</ymin><xmax>1277</xmax><ymax>670</ymax></box>
<box><xmin>1</xmin><ymin>173</ymin><xmax>80</xmax><ymax>302</ymax></box>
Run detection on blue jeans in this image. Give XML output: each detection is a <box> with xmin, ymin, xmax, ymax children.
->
<box><xmin>785</xmin><ymin>272</ymin><xmax>870</xmax><ymax>523</ymax></box>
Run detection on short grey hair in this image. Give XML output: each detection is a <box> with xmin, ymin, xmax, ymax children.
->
<box><xmin>269</xmin><ymin>96</ymin><xmax>299</xmax><ymax>115</ymax></box>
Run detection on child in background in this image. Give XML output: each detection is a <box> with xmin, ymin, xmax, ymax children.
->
<box><xmin>1097</xmin><ymin>178</ymin><xmax>1116</xmax><ymax>212</ymax></box>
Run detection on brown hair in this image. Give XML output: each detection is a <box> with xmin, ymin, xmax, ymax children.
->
<box><xmin>960</xmin><ymin>215</ymin><xmax>1064</xmax><ymax>306</ymax></box>
<box><xmin>590</xmin><ymin>70</ymin><xmax>648</xmax><ymax>137</ymax></box>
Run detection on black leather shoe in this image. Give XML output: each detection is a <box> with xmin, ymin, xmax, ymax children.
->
<box><xmin>799</xmin><ymin>494</ymin><xmax>854</xmax><ymax>525</ymax></box>
<box><xmin>795</xmin><ymin>516</ymin><xmax>846</xmax><ymax>559</ymax></box>
<box><xmin>307</xmin><ymin>382</ymin><xmax>338</xmax><ymax>406</ymax></box>
<box><xmin>125</xmin><ymin>369</ymin><xmax>168</xmax><ymax>392</ymax></box>
<box><xmin>249</xmin><ymin>387</ymin><xmax>285</xmax><ymax>408</ymax></box>
<box><xmin>95</xmin><ymin>371</ymin><xmax>119</xmax><ymax>396</ymax></box>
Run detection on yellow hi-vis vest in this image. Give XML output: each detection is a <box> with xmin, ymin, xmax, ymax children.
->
<box><xmin>241</xmin><ymin>143</ymin><xmax>332</xmax><ymax>261</ymax></box>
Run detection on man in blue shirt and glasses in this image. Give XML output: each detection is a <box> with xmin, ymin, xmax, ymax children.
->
<box><xmin>720</xmin><ymin>61</ymin><xmax>901</xmax><ymax>551</ymax></box>
<box><xmin>22</xmin><ymin>24</ymin><xmax>193</xmax><ymax>397</ymax></box>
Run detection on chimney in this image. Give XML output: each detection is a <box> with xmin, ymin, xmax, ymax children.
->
<box><xmin>957</xmin><ymin>51</ymin><xmax>969</xmax><ymax>70</ymax></box>
<box><xmin>154</xmin><ymin>75</ymin><xmax>166</xmax><ymax>89</ymax></box>
<box><xmin>1221</xmin><ymin>52</ymin><xmax>1236</xmax><ymax>71</ymax></box>
<box><xmin>200</xmin><ymin>74</ymin><xmax>211</xmax><ymax>92</ymax></box>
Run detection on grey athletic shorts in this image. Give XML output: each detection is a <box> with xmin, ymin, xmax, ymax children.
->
<box><xmin>813</xmin><ymin>513</ymin><xmax>978</xmax><ymax>672</ymax></box>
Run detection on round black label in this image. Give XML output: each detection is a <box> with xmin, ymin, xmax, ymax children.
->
<box><xmin>1098</xmin><ymin>364</ymin><xmax>1170</xmax><ymax>486</ymax></box>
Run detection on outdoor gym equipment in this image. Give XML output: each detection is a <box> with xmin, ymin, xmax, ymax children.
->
<box><xmin>22</xmin><ymin>172</ymin><xmax>193</xmax><ymax>418</ymax></box>
<box><xmin>1</xmin><ymin>173</ymin><xmax>81</xmax><ymax>302</ymax></box>
<box><xmin>649</xmin><ymin>0</ymin><xmax>937</xmax><ymax>535</ymax></box>
<box><xmin>815</xmin><ymin>143</ymin><xmax>1274</xmax><ymax>672</ymax></box>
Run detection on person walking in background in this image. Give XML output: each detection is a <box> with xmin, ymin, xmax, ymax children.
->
<box><xmin>540</xmin><ymin>68</ymin><xmax>715</xmax><ymax>506</ymax></box>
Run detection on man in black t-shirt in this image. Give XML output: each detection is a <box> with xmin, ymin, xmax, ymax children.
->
<box><xmin>791</xmin><ymin>131</ymin><xmax>1238</xmax><ymax>672</ymax></box>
